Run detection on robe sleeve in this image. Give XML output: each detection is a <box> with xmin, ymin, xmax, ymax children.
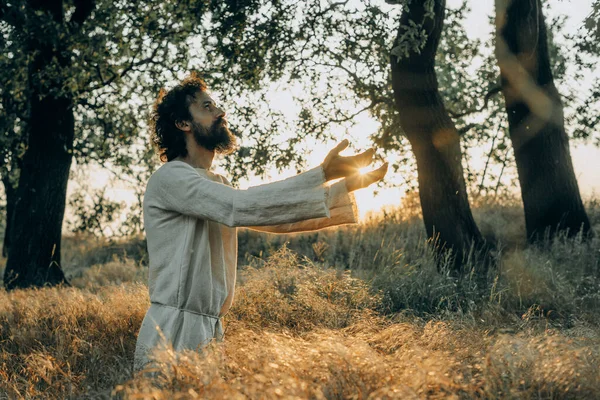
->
<box><xmin>245</xmin><ymin>180</ymin><xmax>358</xmax><ymax>233</ymax></box>
<box><xmin>147</xmin><ymin>161</ymin><xmax>335</xmax><ymax>227</ymax></box>
<box><xmin>219</xmin><ymin>172</ymin><xmax>359</xmax><ymax>233</ymax></box>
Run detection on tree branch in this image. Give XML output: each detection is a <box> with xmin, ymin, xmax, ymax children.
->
<box><xmin>457</xmin><ymin>122</ymin><xmax>477</xmax><ymax>135</ymax></box>
<box><xmin>312</xmin><ymin>1</ymin><xmax>349</xmax><ymax>19</ymax></box>
<box><xmin>81</xmin><ymin>44</ymin><xmax>162</xmax><ymax>94</ymax></box>
<box><xmin>310</xmin><ymin>100</ymin><xmax>383</xmax><ymax>134</ymax></box>
<box><xmin>312</xmin><ymin>61</ymin><xmax>363</xmax><ymax>88</ymax></box>
<box><xmin>448</xmin><ymin>86</ymin><xmax>501</xmax><ymax>119</ymax></box>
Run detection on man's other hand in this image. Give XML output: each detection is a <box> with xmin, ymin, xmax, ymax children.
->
<box><xmin>322</xmin><ymin>139</ymin><xmax>376</xmax><ymax>181</ymax></box>
<box><xmin>345</xmin><ymin>162</ymin><xmax>388</xmax><ymax>192</ymax></box>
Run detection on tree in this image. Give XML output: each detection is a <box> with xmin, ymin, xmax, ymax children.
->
<box><xmin>578</xmin><ymin>0</ymin><xmax>600</xmax><ymax>54</ymax></box>
<box><xmin>0</xmin><ymin>0</ymin><xmax>214</xmax><ymax>289</ymax></box>
<box><xmin>388</xmin><ymin>0</ymin><xmax>487</xmax><ymax>271</ymax></box>
<box><xmin>572</xmin><ymin>0</ymin><xmax>600</xmax><ymax>145</ymax></box>
<box><xmin>495</xmin><ymin>0</ymin><xmax>591</xmax><ymax>242</ymax></box>
<box><xmin>0</xmin><ymin>107</ymin><xmax>21</xmax><ymax>259</ymax></box>
<box><xmin>2</xmin><ymin>0</ymin><xmax>78</xmax><ymax>288</ymax></box>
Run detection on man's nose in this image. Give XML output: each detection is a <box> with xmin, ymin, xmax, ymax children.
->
<box><xmin>217</xmin><ymin>107</ymin><xmax>226</xmax><ymax>118</ymax></box>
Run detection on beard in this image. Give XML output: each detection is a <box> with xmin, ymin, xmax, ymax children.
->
<box><xmin>191</xmin><ymin>117</ymin><xmax>237</xmax><ymax>155</ymax></box>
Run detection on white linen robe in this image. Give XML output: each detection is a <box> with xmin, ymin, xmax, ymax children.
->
<box><xmin>133</xmin><ymin>160</ymin><xmax>358</xmax><ymax>371</ymax></box>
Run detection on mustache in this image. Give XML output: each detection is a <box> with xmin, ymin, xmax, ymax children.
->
<box><xmin>213</xmin><ymin>117</ymin><xmax>228</xmax><ymax>127</ymax></box>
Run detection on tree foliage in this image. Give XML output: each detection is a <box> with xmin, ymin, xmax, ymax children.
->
<box><xmin>196</xmin><ymin>0</ymin><xmax>594</xmax><ymax>194</ymax></box>
<box><xmin>0</xmin><ymin>0</ymin><xmax>284</xmax><ymax>246</ymax></box>
<box><xmin>570</xmin><ymin>0</ymin><xmax>600</xmax><ymax>145</ymax></box>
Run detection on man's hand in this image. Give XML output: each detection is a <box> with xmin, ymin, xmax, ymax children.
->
<box><xmin>321</xmin><ymin>139</ymin><xmax>388</xmax><ymax>192</ymax></box>
<box><xmin>345</xmin><ymin>162</ymin><xmax>388</xmax><ymax>192</ymax></box>
<box><xmin>322</xmin><ymin>139</ymin><xmax>376</xmax><ymax>181</ymax></box>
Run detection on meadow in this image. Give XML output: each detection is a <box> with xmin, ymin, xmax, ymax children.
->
<box><xmin>0</xmin><ymin>197</ymin><xmax>599</xmax><ymax>399</ymax></box>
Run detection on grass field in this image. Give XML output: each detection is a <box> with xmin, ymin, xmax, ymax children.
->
<box><xmin>0</xmin><ymin>198</ymin><xmax>599</xmax><ymax>399</ymax></box>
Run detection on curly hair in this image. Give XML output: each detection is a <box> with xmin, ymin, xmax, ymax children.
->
<box><xmin>150</xmin><ymin>73</ymin><xmax>208</xmax><ymax>163</ymax></box>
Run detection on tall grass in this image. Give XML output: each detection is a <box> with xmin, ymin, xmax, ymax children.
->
<box><xmin>240</xmin><ymin>197</ymin><xmax>600</xmax><ymax>321</ymax></box>
<box><xmin>0</xmin><ymin>199</ymin><xmax>599</xmax><ymax>398</ymax></box>
<box><xmin>0</xmin><ymin>284</ymin><xmax>148</xmax><ymax>398</ymax></box>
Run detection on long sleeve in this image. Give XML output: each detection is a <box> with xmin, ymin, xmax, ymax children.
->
<box><xmin>145</xmin><ymin>161</ymin><xmax>332</xmax><ymax>227</ymax></box>
<box><xmin>246</xmin><ymin>180</ymin><xmax>358</xmax><ymax>233</ymax></box>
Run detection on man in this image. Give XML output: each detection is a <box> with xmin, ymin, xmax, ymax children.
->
<box><xmin>133</xmin><ymin>74</ymin><xmax>388</xmax><ymax>371</ymax></box>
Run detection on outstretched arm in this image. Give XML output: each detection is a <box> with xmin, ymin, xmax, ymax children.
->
<box><xmin>244</xmin><ymin>142</ymin><xmax>389</xmax><ymax>233</ymax></box>
<box><xmin>146</xmin><ymin>140</ymin><xmax>387</xmax><ymax>228</ymax></box>
<box><xmin>148</xmin><ymin>162</ymin><xmax>332</xmax><ymax>227</ymax></box>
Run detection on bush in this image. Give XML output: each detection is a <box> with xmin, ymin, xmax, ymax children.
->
<box><xmin>69</xmin><ymin>258</ymin><xmax>148</xmax><ymax>289</ymax></box>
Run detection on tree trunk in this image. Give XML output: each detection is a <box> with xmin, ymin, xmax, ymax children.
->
<box><xmin>1</xmin><ymin>153</ymin><xmax>22</xmax><ymax>259</ymax></box>
<box><xmin>495</xmin><ymin>0</ymin><xmax>591</xmax><ymax>242</ymax></box>
<box><xmin>4</xmin><ymin>0</ymin><xmax>71</xmax><ymax>289</ymax></box>
<box><xmin>390</xmin><ymin>0</ymin><xmax>486</xmax><ymax>272</ymax></box>
<box><xmin>1</xmin><ymin>175</ymin><xmax>16</xmax><ymax>258</ymax></box>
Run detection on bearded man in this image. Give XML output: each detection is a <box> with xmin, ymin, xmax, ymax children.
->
<box><xmin>133</xmin><ymin>74</ymin><xmax>388</xmax><ymax>371</ymax></box>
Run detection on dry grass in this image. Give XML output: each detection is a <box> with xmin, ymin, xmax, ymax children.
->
<box><xmin>113</xmin><ymin>245</ymin><xmax>600</xmax><ymax>399</ymax></box>
<box><xmin>0</xmin><ymin>283</ymin><xmax>148</xmax><ymax>398</ymax></box>
<box><xmin>114</xmin><ymin>318</ymin><xmax>600</xmax><ymax>399</ymax></box>
<box><xmin>61</xmin><ymin>233</ymin><xmax>148</xmax><ymax>273</ymax></box>
<box><xmin>230</xmin><ymin>247</ymin><xmax>381</xmax><ymax>333</ymax></box>
<box><xmin>1</xmin><ymin>200</ymin><xmax>599</xmax><ymax>399</ymax></box>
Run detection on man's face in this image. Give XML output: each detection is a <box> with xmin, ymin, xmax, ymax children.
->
<box><xmin>187</xmin><ymin>91</ymin><xmax>237</xmax><ymax>154</ymax></box>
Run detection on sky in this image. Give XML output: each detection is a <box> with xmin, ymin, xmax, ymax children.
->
<box><xmin>68</xmin><ymin>0</ymin><xmax>600</xmax><ymax>234</ymax></box>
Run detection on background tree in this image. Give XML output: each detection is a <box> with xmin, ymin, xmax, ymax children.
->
<box><xmin>0</xmin><ymin>0</ymin><xmax>214</xmax><ymax>289</ymax></box>
<box><xmin>0</xmin><ymin>57</ymin><xmax>24</xmax><ymax>258</ymax></box>
<box><xmin>198</xmin><ymin>1</ymin><xmax>594</xmax><ymax>260</ymax></box>
<box><xmin>2</xmin><ymin>0</ymin><xmax>80</xmax><ymax>288</ymax></box>
<box><xmin>388</xmin><ymin>0</ymin><xmax>486</xmax><ymax>271</ymax></box>
<box><xmin>571</xmin><ymin>0</ymin><xmax>600</xmax><ymax>145</ymax></box>
<box><xmin>495</xmin><ymin>0</ymin><xmax>591</xmax><ymax>242</ymax></box>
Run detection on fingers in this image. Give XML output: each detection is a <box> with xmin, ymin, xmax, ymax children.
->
<box><xmin>364</xmin><ymin>148</ymin><xmax>375</xmax><ymax>158</ymax></box>
<box><xmin>361</xmin><ymin>162</ymin><xmax>388</xmax><ymax>186</ymax></box>
<box><xmin>332</xmin><ymin>139</ymin><xmax>349</xmax><ymax>156</ymax></box>
<box><xmin>367</xmin><ymin>162</ymin><xmax>388</xmax><ymax>181</ymax></box>
<box><xmin>345</xmin><ymin>148</ymin><xmax>375</xmax><ymax>168</ymax></box>
<box><xmin>323</xmin><ymin>139</ymin><xmax>349</xmax><ymax>167</ymax></box>
<box><xmin>323</xmin><ymin>141</ymin><xmax>381</xmax><ymax>183</ymax></box>
<box><xmin>345</xmin><ymin>162</ymin><xmax>388</xmax><ymax>192</ymax></box>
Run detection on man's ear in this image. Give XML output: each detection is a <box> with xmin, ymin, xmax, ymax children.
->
<box><xmin>175</xmin><ymin>120</ymin><xmax>191</xmax><ymax>132</ymax></box>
